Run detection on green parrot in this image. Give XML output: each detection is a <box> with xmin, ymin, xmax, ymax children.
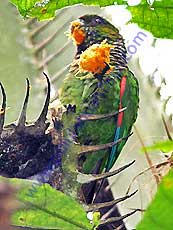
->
<box><xmin>60</xmin><ymin>15</ymin><xmax>139</xmax><ymax>175</ymax></box>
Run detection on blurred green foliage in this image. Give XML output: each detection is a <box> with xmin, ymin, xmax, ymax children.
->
<box><xmin>2</xmin><ymin>1</ymin><xmax>173</xmax><ymax>229</ymax></box>
<box><xmin>0</xmin><ymin>177</ymin><xmax>93</xmax><ymax>230</ymax></box>
<box><xmin>137</xmin><ymin>169</ymin><xmax>173</xmax><ymax>230</ymax></box>
<box><xmin>129</xmin><ymin>0</ymin><xmax>173</xmax><ymax>39</ymax></box>
<box><xmin>144</xmin><ymin>140</ymin><xmax>173</xmax><ymax>153</ymax></box>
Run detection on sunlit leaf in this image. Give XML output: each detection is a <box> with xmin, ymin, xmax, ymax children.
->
<box><xmin>129</xmin><ymin>0</ymin><xmax>173</xmax><ymax>39</ymax></box>
<box><xmin>0</xmin><ymin>177</ymin><xmax>92</xmax><ymax>230</ymax></box>
<box><xmin>10</xmin><ymin>0</ymin><xmax>58</xmax><ymax>20</ymax></box>
<box><xmin>137</xmin><ymin>169</ymin><xmax>173</xmax><ymax>230</ymax></box>
<box><xmin>10</xmin><ymin>0</ymin><xmax>124</xmax><ymax>20</ymax></box>
<box><xmin>143</xmin><ymin>140</ymin><xmax>173</xmax><ymax>153</ymax></box>
<box><xmin>10</xmin><ymin>0</ymin><xmax>173</xmax><ymax>39</ymax></box>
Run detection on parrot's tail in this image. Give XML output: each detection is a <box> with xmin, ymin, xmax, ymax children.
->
<box><xmin>92</xmin><ymin>75</ymin><xmax>127</xmax><ymax>202</ymax></box>
<box><xmin>105</xmin><ymin>126</ymin><xmax>121</xmax><ymax>172</ymax></box>
<box><xmin>92</xmin><ymin>128</ymin><xmax>121</xmax><ymax>203</ymax></box>
<box><xmin>105</xmin><ymin>75</ymin><xmax>127</xmax><ymax>172</ymax></box>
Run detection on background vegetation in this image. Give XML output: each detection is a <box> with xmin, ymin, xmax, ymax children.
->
<box><xmin>1</xmin><ymin>0</ymin><xmax>173</xmax><ymax>229</ymax></box>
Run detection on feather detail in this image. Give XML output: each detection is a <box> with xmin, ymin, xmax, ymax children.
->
<box><xmin>105</xmin><ymin>76</ymin><xmax>127</xmax><ymax>172</ymax></box>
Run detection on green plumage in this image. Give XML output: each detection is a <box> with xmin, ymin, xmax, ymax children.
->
<box><xmin>60</xmin><ymin>15</ymin><xmax>139</xmax><ymax>174</ymax></box>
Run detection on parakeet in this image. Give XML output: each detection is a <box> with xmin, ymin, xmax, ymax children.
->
<box><xmin>60</xmin><ymin>15</ymin><xmax>139</xmax><ymax>174</ymax></box>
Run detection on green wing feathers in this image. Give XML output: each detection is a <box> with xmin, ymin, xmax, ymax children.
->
<box><xmin>60</xmin><ymin>69</ymin><xmax>139</xmax><ymax>173</ymax></box>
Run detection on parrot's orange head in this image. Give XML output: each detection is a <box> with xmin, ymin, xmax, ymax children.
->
<box><xmin>70</xmin><ymin>19</ymin><xmax>86</xmax><ymax>45</ymax></box>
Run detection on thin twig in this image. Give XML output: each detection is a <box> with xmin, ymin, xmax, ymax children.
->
<box><xmin>134</xmin><ymin>125</ymin><xmax>160</xmax><ymax>185</ymax></box>
<box><xmin>125</xmin><ymin>159</ymin><xmax>171</xmax><ymax>195</ymax></box>
<box><xmin>162</xmin><ymin>114</ymin><xmax>172</xmax><ymax>140</ymax></box>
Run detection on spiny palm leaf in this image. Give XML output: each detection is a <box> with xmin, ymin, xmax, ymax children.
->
<box><xmin>0</xmin><ymin>5</ymin><xmax>141</xmax><ymax>230</ymax></box>
<box><xmin>0</xmin><ymin>76</ymin><xmax>138</xmax><ymax>230</ymax></box>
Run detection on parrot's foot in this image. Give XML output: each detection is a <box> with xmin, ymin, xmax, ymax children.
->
<box><xmin>64</xmin><ymin>104</ymin><xmax>76</xmax><ymax>114</ymax></box>
<box><xmin>63</xmin><ymin>103</ymin><xmax>80</xmax><ymax>145</ymax></box>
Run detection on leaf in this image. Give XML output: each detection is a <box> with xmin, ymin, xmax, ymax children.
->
<box><xmin>10</xmin><ymin>0</ymin><xmax>58</xmax><ymax>20</ymax></box>
<box><xmin>137</xmin><ymin>169</ymin><xmax>173</xmax><ymax>230</ymax></box>
<box><xmin>143</xmin><ymin>140</ymin><xmax>173</xmax><ymax>153</ymax></box>
<box><xmin>129</xmin><ymin>0</ymin><xmax>173</xmax><ymax>39</ymax></box>
<box><xmin>10</xmin><ymin>0</ymin><xmax>124</xmax><ymax>21</ymax></box>
<box><xmin>0</xmin><ymin>177</ymin><xmax>92</xmax><ymax>230</ymax></box>
<box><xmin>10</xmin><ymin>0</ymin><xmax>173</xmax><ymax>39</ymax></box>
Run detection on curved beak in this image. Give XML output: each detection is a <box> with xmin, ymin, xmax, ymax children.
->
<box><xmin>70</xmin><ymin>19</ymin><xmax>86</xmax><ymax>45</ymax></box>
<box><xmin>70</xmin><ymin>19</ymin><xmax>84</xmax><ymax>34</ymax></box>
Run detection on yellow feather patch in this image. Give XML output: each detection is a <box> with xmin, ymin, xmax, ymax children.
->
<box><xmin>79</xmin><ymin>40</ymin><xmax>114</xmax><ymax>74</ymax></box>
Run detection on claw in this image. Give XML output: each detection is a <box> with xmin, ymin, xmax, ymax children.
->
<box><xmin>17</xmin><ymin>78</ymin><xmax>30</xmax><ymax>127</ymax></box>
<box><xmin>0</xmin><ymin>82</ymin><xmax>6</xmax><ymax>135</ymax></box>
<box><xmin>35</xmin><ymin>72</ymin><xmax>50</xmax><ymax>127</ymax></box>
<box><xmin>65</xmin><ymin>104</ymin><xmax>76</xmax><ymax>113</ymax></box>
<box><xmin>99</xmin><ymin>210</ymin><xmax>138</xmax><ymax>226</ymax></box>
<box><xmin>87</xmin><ymin>190</ymin><xmax>137</xmax><ymax>212</ymax></box>
<box><xmin>78</xmin><ymin>133</ymin><xmax>132</xmax><ymax>155</ymax></box>
<box><xmin>78</xmin><ymin>107</ymin><xmax>126</xmax><ymax>121</ymax></box>
<box><xmin>77</xmin><ymin>160</ymin><xmax>135</xmax><ymax>184</ymax></box>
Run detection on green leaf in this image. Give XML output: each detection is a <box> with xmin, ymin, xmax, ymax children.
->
<box><xmin>10</xmin><ymin>0</ymin><xmax>173</xmax><ymax>39</ymax></box>
<box><xmin>137</xmin><ymin>169</ymin><xmax>173</xmax><ymax>230</ymax></box>
<box><xmin>10</xmin><ymin>0</ymin><xmax>124</xmax><ymax>21</ymax></box>
<box><xmin>144</xmin><ymin>140</ymin><xmax>173</xmax><ymax>153</ymax></box>
<box><xmin>129</xmin><ymin>0</ymin><xmax>173</xmax><ymax>39</ymax></box>
<box><xmin>0</xmin><ymin>177</ymin><xmax>92</xmax><ymax>230</ymax></box>
<box><xmin>10</xmin><ymin>0</ymin><xmax>58</xmax><ymax>20</ymax></box>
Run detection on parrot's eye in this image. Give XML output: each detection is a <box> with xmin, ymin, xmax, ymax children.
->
<box><xmin>95</xmin><ymin>18</ymin><xmax>102</xmax><ymax>23</ymax></box>
<box><xmin>91</xmin><ymin>17</ymin><xmax>102</xmax><ymax>26</ymax></box>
